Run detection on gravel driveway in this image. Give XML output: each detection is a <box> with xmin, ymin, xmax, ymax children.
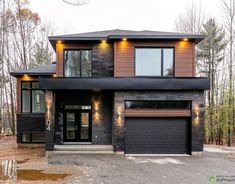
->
<box><xmin>49</xmin><ymin>146</ymin><xmax>235</xmax><ymax>184</ymax></box>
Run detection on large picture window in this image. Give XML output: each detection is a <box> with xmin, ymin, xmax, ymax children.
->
<box><xmin>64</xmin><ymin>50</ymin><xmax>92</xmax><ymax>77</ymax></box>
<box><xmin>135</xmin><ymin>48</ymin><xmax>174</xmax><ymax>77</ymax></box>
<box><xmin>21</xmin><ymin>81</ymin><xmax>45</xmax><ymax>113</ymax></box>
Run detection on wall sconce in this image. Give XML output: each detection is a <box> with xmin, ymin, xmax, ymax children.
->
<box><xmin>196</xmin><ymin>112</ymin><xmax>199</xmax><ymax>120</ymax></box>
<box><xmin>118</xmin><ymin>111</ymin><xmax>121</xmax><ymax>119</ymax></box>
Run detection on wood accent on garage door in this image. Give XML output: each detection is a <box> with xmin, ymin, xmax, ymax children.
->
<box><xmin>114</xmin><ymin>40</ymin><xmax>195</xmax><ymax>77</ymax></box>
<box><xmin>125</xmin><ymin>109</ymin><xmax>191</xmax><ymax>117</ymax></box>
<box><xmin>56</xmin><ymin>43</ymin><xmax>92</xmax><ymax>76</ymax></box>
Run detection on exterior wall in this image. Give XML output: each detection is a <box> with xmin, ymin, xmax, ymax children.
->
<box><xmin>114</xmin><ymin>40</ymin><xmax>195</xmax><ymax>77</ymax></box>
<box><xmin>113</xmin><ymin>91</ymin><xmax>205</xmax><ymax>152</ymax></box>
<box><xmin>56</xmin><ymin>42</ymin><xmax>114</xmax><ymax>77</ymax></box>
<box><xmin>92</xmin><ymin>43</ymin><xmax>114</xmax><ymax>77</ymax></box>
<box><xmin>16</xmin><ymin>113</ymin><xmax>45</xmax><ymax>143</ymax></box>
<box><xmin>54</xmin><ymin>91</ymin><xmax>113</xmax><ymax>145</ymax></box>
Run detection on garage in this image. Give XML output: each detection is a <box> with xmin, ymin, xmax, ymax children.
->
<box><xmin>125</xmin><ymin>117</ymin><xmax>190</xmax><ymax>154</ymax></box>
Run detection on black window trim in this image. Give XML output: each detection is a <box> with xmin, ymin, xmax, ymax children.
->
<box><xmin>125</xmin><ymin>100</ymin><xmax>191</xmax><ymax>110</ymax></box>
<box><xmin>134</xmin><ymin>47</ymin><xmax>175</xmax><ymax>77</ymax></box>
<box><xmin>21</xmin><ymin>81</ymin><xmax>45</xmax><ymax>113</ymax></box>
<box><xmin>20</xmin><ymin>132</ymin><xmax>45</xmax><ymax>143</ymax></box>
<box><xmin>63</xmin><ymin>49</ymin><xmax>92</xmax><ymax>78</ymax></box>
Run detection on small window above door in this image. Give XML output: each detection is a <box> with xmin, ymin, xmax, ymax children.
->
<box><xmin>64</xmin><ymin>105</ymin><xmax>91</xmax><ymax>110</ymax></box>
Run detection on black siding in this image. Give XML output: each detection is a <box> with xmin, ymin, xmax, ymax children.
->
<box><xmin>16</xmin><ymin>113</ymin><xmax>45</xmax><ymax>143</ymax></box>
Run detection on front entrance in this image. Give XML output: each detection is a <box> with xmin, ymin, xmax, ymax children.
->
<box><xmin>64</xmin><ymin>105</ymin><xmax>92</xmax><ymax>142</ymax></box>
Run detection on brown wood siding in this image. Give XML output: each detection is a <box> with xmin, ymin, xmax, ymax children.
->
<box><xmin>16</xmin><ymin>76</ymin><xmax>38</xmax><ymax>113</ymax></box>
<box><xmin>125</xmin><ymin>109</ymin><xmax>191</xmax><ymax>117</ymax></box>
<box><xmin>114</xmin><ymin>40</ymin><xmax>195</xmax><ymax>77</ymax></box>
<box><xmin>56</xmin><ymin>43</ymin><xmax>92</xmax><ymax>76</ymax></box>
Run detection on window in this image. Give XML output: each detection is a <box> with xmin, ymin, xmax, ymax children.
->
<box><xmin>21</xmin><ymin>133</ymin><xmax>45</xmax><ymax>143</ymax></box>
<box><xmin>21</xmin><ymin>81</ymin><xmax>45</xmax><ymax>113</ymax></box>
<box><xmin>64</xmin><ymin>50</ymin><xmax>92</xmax><ymax>77</ymax></box>
<box><xmin>125</xmin><ymin>101</ymin><xmax>191</xmax><ymax>110</ymax></box>
<box><xmin>135</xmin><ymin>48</ymin><xmax>174</xmax><ymax>77</ymax></box>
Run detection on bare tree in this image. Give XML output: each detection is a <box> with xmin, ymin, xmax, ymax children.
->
<box><xmin>62</xmin><ymin>0</ymin><xmax>89</xmax><ymax>6</ymax></box>
<box><xmin>174</xmin><ymin>3</ymin><xmax>205</xmax><ymax>34</ymax></box>
<box><xmin>222</xmin><ymin>0</ymin><xmax>235</xmax><ymax>146</ymax></box>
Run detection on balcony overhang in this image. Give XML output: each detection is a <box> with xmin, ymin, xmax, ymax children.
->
<box><xmin>39</xmin><ymin>77</ymin><xmax>210</xmax><ymax>90</ymax></box>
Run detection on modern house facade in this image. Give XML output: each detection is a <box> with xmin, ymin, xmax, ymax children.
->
<box><xmin>11</xmin><ymin>29</ymin><xmax>209</xmax><ymax>155</ymax></box>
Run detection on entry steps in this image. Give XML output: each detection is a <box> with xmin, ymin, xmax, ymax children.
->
<box><xmin>53</xmin><ymin>145</ymin><xmax>115</xmax><ymax>155</ymax></box>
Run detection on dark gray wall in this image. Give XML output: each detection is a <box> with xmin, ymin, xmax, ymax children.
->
<box><xmin>92</xmin><ymin>43</ymin><xmax>114</xmax><ymax>77</ymax></box>
<box><xmin>113</xmin><ymin>91</ymin><xmax>205</xmax><ymax>153</ymax></box>
<box><xmin>16</xmin><ymin>113</ymin><xmax>45</xmax><ymax>143</ymax></box>
<box><xmin>54</xmin><ymin>91</ymin><xmax>113</xmax><ymax>145</ymax></box>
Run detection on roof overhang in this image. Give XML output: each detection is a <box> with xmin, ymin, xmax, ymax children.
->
<box><xmin>39</xmin><ymin>77</ymin><xmax>210</xmax><ymax>90</ymax></box>
<box><xmin>10</xmin><ymin>72</ymin><xmax>54</xmax><ymax>77</ymax></box>
<box><xmin>48</xmin><ymin>35</ymin><xmax>205</xmax><ymax>50</ymax></box>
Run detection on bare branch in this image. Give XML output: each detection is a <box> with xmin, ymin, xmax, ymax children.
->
<box><xmin>62</xmin><ymin>0</ymin><xmax>89</xmax><ymax>6</ymax></box>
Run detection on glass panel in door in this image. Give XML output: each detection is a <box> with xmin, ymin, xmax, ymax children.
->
<box><xmin>80</xmin><ymin>112</ymin><xmax>89</xmax><ymax>140</ymax></box>
<box><xmin>66</xmin><ymin>113</ymin><xmax>76</xmax><ymax>140</ymax></box>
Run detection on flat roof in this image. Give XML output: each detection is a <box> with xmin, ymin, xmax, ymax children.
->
<box><xmin>10</xmin><ymin>64</ymin><xmax>56</xmax><ymax>77</ymax></box>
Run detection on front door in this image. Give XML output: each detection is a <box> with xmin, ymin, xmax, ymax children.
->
<box><xmin>64</xmin><ymin>110</ymin><xmax>92</xmax><ymax>142</ymax></box>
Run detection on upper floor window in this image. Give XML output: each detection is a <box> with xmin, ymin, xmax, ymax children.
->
<box><xmin>21</xmin><ymin>81</ymin><xmax>45</xmax><ymax>113</ymax></box>
<box><xmin>64</xmin><ymin>50</ymin><xmax>92</xmax><ymax>77</ymax></box>
<box><xmin>135</xmin><ymin>48</ymin><xmax>174</xmax><ymax>77</ymax></box>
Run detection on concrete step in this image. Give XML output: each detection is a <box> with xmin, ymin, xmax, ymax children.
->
<box><xmin>54</xmin><ymin>145</ymin><xmax>114</xmax><ymax>152</ymax></box>
<box><xmin>52</xmin><ymin>150</ymin><xmax>115</xmax><ymax>155</ymax></box>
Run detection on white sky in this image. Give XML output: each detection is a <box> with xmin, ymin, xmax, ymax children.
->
<box><xmin>29</xmin><ymin>0</ymin><xmax>223</xmax><ymax>35</ymax></box>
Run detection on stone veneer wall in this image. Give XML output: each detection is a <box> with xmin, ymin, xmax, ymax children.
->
<box><xmin>54</xmin><ymin>91</ymin><xmax>113</xmax><ymax>145</ymax></box>
<box><xmin>92</xmin><ymin>43</ymin><xmax>114</xmax><ymax>77</ymax></box>
<box><xmin>113</xmin><ymin>91</ymin><xmax>205</xmax><ymax>153</ymax></box>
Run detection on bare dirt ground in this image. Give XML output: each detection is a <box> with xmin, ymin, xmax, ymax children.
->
<box><xmin>0</xmin><ymin>135</ymin><xmax>82</xmax><ymax>184</ymax></box>
<box><xmin>1</xmin><ymin>136</ymin><xmax>235</xmax><ymax>184</ymax></box>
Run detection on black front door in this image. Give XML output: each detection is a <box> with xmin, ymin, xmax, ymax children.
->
<box><xmin>64</xmin><ymin>110</ymin><xmax>92</xmax><ymax>142</ymax></box>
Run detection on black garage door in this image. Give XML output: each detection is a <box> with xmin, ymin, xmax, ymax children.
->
<box><xmin>125</xmin><ymin>118</ymin><xmax>190</xmax><ymax>154</ymax></box>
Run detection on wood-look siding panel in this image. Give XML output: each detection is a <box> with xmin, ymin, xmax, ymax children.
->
<box><xmin>56</xmin><ymin>43</ymin><xmax>92</xmax><ymax>77</ymax></box>
<box><xmin>125</xmin><ymin>109</ymin><xmax>191</xmax><ymax>117</ymax></box>
<box><xmin>114</xmin><ymin>40</ymin><xmax>195</xmax><ymax>77</ymax></box>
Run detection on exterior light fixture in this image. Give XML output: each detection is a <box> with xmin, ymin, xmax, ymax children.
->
<box><xmin>122</xmin><ymin>38</ymin><xmax>127</xmax><ymax>41</ymax></box>
<box><xmin>101</xmin><ymin>40</ymin><xmax>107</xmax><ymax>44</ymax></box>
<box><xmin>53</xmin><ymin>74</ymin><xmax>57</xmax><ymax>78</ymax></box>
<box><xmin>23</xmin><ymin>74</ymin><xmax>28</xmax><ymax>77</ymax></box>
<box><xmin>196</xmin><ymin>112</ymin><xmax>199</xmax><ymax>120</ymax></box>
<box><xmin>57</xmin><ymin>40</ymin><xmax>62</xmax><ymax>44</ymax></box>
<box><xmin>183</xmin><ymin>38</ymin><xmax>188</xmax><ymax>41</ymax></box>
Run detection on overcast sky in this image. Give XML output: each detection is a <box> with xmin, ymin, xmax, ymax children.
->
<box><xmin>29</xmin><ymin>0</ymin><xmax>223</xmax><ymax>35</ymax></box>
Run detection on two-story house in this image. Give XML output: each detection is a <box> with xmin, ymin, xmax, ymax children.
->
<box><xmin>11</xmin><ymin>29</ymin><xmax>209</xmax><ymax>156</ymax></box>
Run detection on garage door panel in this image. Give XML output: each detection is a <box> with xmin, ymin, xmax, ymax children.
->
<box><xmin>125</xmin><ymin>136</ymin><xmax>187</xmax><ymax>145</ymax></box>
<box><xmin>125</xmin><ymin>145</ymin><xmax>187</xmax><ymax>154</ymax></box>
<box><xmin>125</xmin><ymin>117</ymin><xmax>189</xmax><ymax>154</ymax></box>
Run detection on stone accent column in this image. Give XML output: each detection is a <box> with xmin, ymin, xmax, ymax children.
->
<box><xmin>113</xmin><ymin>92</ymin><xmax>125</xmax><ymax>152</ymax></box>
<box><xmin>45</xmin><ymin>90</ymin><xmax>54</xmax><ymax>154</ymax></box>
<box><xmin>191</xmin><ymin>102</ymin><xmax>205</xmax><ymax>152</ymax></box>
